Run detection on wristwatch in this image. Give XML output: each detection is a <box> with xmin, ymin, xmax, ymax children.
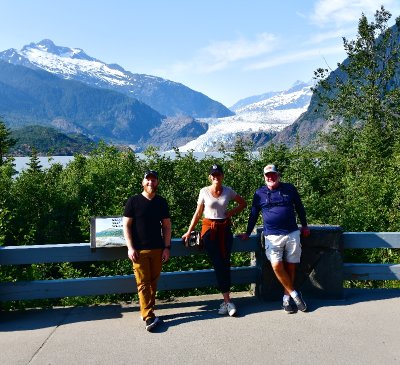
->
<box><xmin>164</xmin><ymin>246</ymin><xmax>171</xmax><ymax>250</ymax></box>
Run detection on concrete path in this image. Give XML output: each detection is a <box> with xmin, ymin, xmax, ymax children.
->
<box><xmin>1</xmin><ymin>289</ymin><xmax>399</xmax><ymax>365</ymax></box>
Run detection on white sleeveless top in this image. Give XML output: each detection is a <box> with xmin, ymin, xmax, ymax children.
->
<box><xmin>197</xmin><ymin>185</ymin><xmax>237</xmax><ymax>219</ymax></box>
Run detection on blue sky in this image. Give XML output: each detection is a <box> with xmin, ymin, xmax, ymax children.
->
<box><xmin>1</xmin><ymin>0</ymin><xmax>399</xmax><ymax>107</ymax></box>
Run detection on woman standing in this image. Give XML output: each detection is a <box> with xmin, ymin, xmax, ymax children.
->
<box><xmin>182</xmin><ymin>164</ymin><xmax>247</xmax><ymax>316</ymax></box>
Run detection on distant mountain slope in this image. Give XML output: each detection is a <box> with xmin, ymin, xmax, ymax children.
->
<box><xmin>144</xmin><ymin>116</ymin><xmax>208</xmax><ymax>151</ymax></box>
<box><xmin>230</xmin><ymin>91</ymin><xmax>280</xmax><ymax>110</ymax></box>
<box><xmin>270</xmin><ymin>80</ymin><xmax>340</xmax><ymax>147</ymax></box>
<box><xmin>0</xmin><ymin>60</ymin><xmax>166</xmax><ymax>144</ymax></box>
<box><xmin>0</xmin><ymin>39</ymin><xmax>234</xmax><ymax>118</ymax></box>
<box><xmin>178</xmin><ymin>81</ymin><xmax>312</xmax><ymax>151</ymax></box>
<box><xmin>10</xmin><ymin>125</ymin><xmax>97</xmax><ymax>156</ymax></box>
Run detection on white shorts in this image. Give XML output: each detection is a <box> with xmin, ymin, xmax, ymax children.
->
<box><xmin>264</xmin><ymin>230</ymin><xmax>301</xmax><ymax>263</ymax></box>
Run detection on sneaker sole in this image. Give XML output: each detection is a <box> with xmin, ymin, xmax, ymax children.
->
<box><xmin>228</xmin><ymin>309</ymin><xmax>237</xmax><ymax>316</ymax></box>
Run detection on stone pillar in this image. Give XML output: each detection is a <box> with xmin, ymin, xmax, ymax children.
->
<box><xmin>254</xmin><ymin>225</ymin><xmax>344</xmax><ymax>301</ymax></box>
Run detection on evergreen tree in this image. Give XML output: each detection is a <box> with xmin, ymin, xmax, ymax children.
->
<box><xmin>312</xmin><ymin>7</ymin><xmax>400</xmax><ymax>231</ymax></box>
<box><xmin>0</xmin><ymin>119</ymin><xmax>17</xmax><ymax>166</ymax></box>
<box><xmin>314</xmin><ymin>6</ymin><xmax>400</xmax><ymax>157</ymax></box>
<box><xmin>27</xmin><ymin>148</ymin><xmax>43</xmax><ymax>172</ymax></box>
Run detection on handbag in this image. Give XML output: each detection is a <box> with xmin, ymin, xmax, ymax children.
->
<box><xmin>184</xmin><ymin>230</ymin><xmax>203</xmax><ymax>248</ymax></box>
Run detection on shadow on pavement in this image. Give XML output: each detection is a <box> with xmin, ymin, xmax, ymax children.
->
<box><xmin>301</xmin><ymin>288</ymin><xmax>400</xmax><ymax>312</ymax></box>
<box><xmin>0</xmin><ymin>304</ymin><xmax>131</xmax><ymax>332</ymax></box>
<box><xmin>156</xmin><ymin>295</ymin><xmax>280</xmax><ymax>331</ymax></box>
<box><xmin>1</xmin><ymin>289</ymin><xmax>399</xmax><ymax>332</ymax></box>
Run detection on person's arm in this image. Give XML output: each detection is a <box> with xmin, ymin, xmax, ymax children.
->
<box><xmin>240</xmin><ymin>192</ymin><xmax>260</xmax><ymax>240</ymax></box>
<box><xmin>182</xmin><ymin>203</ymin><xmax>204</xmax><ymax>241</ymax></box>
<box><xmin>292</xmin><ymin>186</ymin><xmax>310</xmax><ymax>237</ymax></box>
<box><xmin>161</xmin><ymin>217</ymin><xmax>172</xmax><ymax>262</ymax></box>
<box><xmin>123</xmin><ymin>216</ymin><xmax>139</xmax><ymax>262</ymax></box>
<box><xmin>226</xmin><ymin>193</ymin><xmax>247</xmax><ymax>219</ymax></box>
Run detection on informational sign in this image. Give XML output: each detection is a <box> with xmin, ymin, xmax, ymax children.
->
<box><xmin>90</xmin><ymin>216</ymin><xmax>126</xmax><ymax>248</ymax></box>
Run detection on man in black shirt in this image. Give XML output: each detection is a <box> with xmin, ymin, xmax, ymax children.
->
<box><xmin>123</xmin><ymin>170</ymin><xmax>171</xmax><ymax>331</ymax></box>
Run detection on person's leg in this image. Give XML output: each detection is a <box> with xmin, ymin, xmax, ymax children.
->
<box><xmin>148</xmin><ymin>249</ymin><xmax>163</xmax><ymax>314</ymax></box>
<box><xmin>133</xmin><ymin>249</ymin><xmax>160</xmax><ymax>321</ymax></box>
<box><xmin>203</xmin><ymin>230</ymin><xmax>231</xmax><ymax>294</ymax></box>
<box><xmin>221</xmin><ymin>227</ymin><xmax>236</xmax><ymax>315</ymax></box>
<box><xmin>203</xmin><ymin>228</ymin><xmax>235</xmax><ymax>315</ymax></box>
<box><xmin>266</xmin><ymin>234</ymin><xmax>297</xmax><ymax>313</ymax></box>
<box><xmin>285</xmin><ymin>230</ymin><xmax>307</xmax><ymax>311</ymax></box>
<box><xmin>271</xmin><ymin>260</ymin><xmax>295</xmax><ymax>294</ymax></box>
<box><xmin>220</xmin><ymin>226</ymin><xmax>233</xmax><ymax>299</ymax></box>
<box><xmin>267</xmin><ymin>232</ymin><xmax>302</xmax><ymax>295</ymax></box>
<box><xmin>283</xmin><ymin>261</ymin><xmax>297</xmax><ymax>294</ymax></box>
<box><xmin>265</xmin><ymin>234</ymin><xmax>293</xmax><ymax>292</ymax></box>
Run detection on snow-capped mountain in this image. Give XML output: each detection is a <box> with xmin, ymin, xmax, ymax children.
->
<box><xmin>0</xmin><ymin>40</ymin><xmax>315</xmax><ymax>151</ymax></box>
<box><xmin>178</xmin><ymin>81</ymin><xmax>313</xmax><ymax>151</ymax></box>
<box><xmin>2</xmin><ymin>39</ymin><xmax>130</xmax><ymax>85</ymax></box>
<box><xmin>0</xmin><ymin>39</ymin><xmax>233</xmax><ymax>118</ymax></box>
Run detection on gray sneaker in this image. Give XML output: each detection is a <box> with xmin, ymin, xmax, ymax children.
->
<box><xmin>282</xmin><ymin>299</ymin><xmax>296</xmax><ymax>314</ymax></box>
<box><xmin>218</xmin><ymin>302</ymin><xmax>228</xmax><ymax>315</ymax></box>
<box><xmin>145</xmin><ymin>316</ymin><xmax>160</xmax><ymax>331</ymax></box>
<box><xmin>226</xmin><ymin>302</ymin><xmax>237</xmax><ymax>316</ymax></box>
<box><xmin>293</xmin><ymin>293</ymin><xmax>307</xmax><ymax>312</ymax></box>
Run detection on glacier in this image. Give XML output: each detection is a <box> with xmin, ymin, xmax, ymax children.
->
<box><xmin>177</xmin><ymin>82</ymin><xmax>313</xmax><ymax>151</ymax></box>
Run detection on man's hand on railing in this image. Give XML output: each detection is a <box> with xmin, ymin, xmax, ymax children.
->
<box><xmin>301</xmin><ymin>226</ymin><xmax>311</xmax><ymax>238</ymax></box>
<box><xmin>237</xmin><ymin>233</ymin><xmax>250</xmax><ymax>240</ymax></box>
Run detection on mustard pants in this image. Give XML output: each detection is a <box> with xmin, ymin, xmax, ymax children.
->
<box><xmin>133</xmin><ymin>249</ymin><xmax>163</xmax><ymax>321</ymax></box>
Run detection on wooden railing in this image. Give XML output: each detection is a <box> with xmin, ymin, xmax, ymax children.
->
<box><xmin>1</xmin><ymin>229</ymin><xmax>399</xmax><ymax>302</ymax></box>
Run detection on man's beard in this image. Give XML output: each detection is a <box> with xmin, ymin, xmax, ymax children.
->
<box><xmin>144</xmin><ymin>185</ymin><xmax>157</xmax><ymax>194</ymax></box>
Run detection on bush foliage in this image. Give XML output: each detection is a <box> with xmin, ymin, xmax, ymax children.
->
<box><xmin>1</xmin><ymin>135</ymin><xmax>399</xmax><ymax>308</ymax></box>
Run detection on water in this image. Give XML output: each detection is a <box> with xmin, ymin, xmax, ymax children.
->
<box><xmin>12</xmin><ymin>152</ymin><xmax>230</xmax><ymax>173</ymax></box>
<box><xmin>13</xmin><ymin>156</ymin><xmax>75</xmax><ymax>173</ymax></box>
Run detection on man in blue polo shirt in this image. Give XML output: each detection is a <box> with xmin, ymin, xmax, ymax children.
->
<box><xmin>240</xmin><ymin>164</ymin><xmax>310</xmax><ymax>313</ymax></box>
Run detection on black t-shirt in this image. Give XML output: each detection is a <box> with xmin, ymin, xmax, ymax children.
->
<box><xmin>123</xmin><ymin>194</ymin><xmax>170</xmax><ymax>250</ymax></box>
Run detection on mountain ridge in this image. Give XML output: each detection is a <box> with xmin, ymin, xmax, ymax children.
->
<box><xmin>0</xmin><ymin>40</ymin><xmax>317</xmax><ymax>152</ymax></box>
<box><xmin>0</xmin><ymin>60</ymin><xmax>165</xmax><ymax>144</ymax></box>
<box><xmin>0</xmin><ymin>39</ymin><xmax>233</xmax><ymax>118</ymax></box>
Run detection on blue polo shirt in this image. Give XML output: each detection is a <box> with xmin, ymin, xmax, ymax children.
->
<box><xmin>246</xmin><ymin>182</ymin><xmax>307</xmax><ymax>236</ymax></box>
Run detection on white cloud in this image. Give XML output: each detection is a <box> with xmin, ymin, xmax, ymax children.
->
<box><xmin>311</xmin><ymin>0</ymin><xmax>399</xmax><ymax>28</ymax></box>
<box><xmin>160</xmin><ymin>33</ymin><xmax>278</xmax><ymax>76</ymax></box>
<box><xmin>203</xmin><ymin>33</ymin><xmax>277</xmax><ymax>64</ymax></box>
<box><xmin>247</xmin><ymin>1</ymin><xmax>400</xmax><ymax>76</ymax></box>
<box><xmin>247</xmin><ymin>45</ymin><xmax>344</xmax><ymax>71</ymax></box>
<box><xmin>306</xmin><ymin>27</ymin><xmax>356</xmax><ymax>45</ymax></box>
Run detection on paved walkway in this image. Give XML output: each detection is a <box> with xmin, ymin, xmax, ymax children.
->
<box><xmin>1</xmin><ymin>289</ymin><xmax>399</xmax><ymax>365</ymax></box>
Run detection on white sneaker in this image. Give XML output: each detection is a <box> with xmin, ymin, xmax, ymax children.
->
<box><xmin>218</xmin><ymin>302</ymin><xmax>228</xmax><ymax>315</ymax></box>
<box><xmin>226</xmin><ymin>302</ymin><xmax>237</xmax><ymax>316</ymax></box>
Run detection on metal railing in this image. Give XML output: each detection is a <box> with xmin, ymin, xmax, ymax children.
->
<box><xmin>0</xmin><ymin>236</ymin><xmax>260</xmax><ymax>301</ymax></box>
<box><xmin>1</xmin><ymin>229</ymin><xmax>399</xmax><ymax>302</ymax></box>
<box><xmin>342</xmin><ymin>232</ymin><xmax>400</xmax><ymax>280</ymax></box>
